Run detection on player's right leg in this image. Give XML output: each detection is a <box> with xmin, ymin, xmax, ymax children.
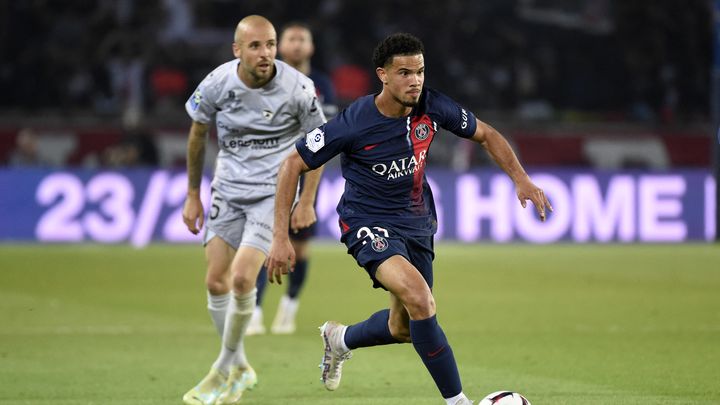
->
<box><xmin>183</xmin><ymin>236</ymin><xmax>235</xmax><ymax>405</ymax></box>
<box><xmin>205</xmin><ymin>236</ymin><xmax>235</xmax><ymax>335</ymax></box>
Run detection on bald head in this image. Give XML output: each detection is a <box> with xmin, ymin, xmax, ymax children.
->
<box><xmin>234</xmin><ymin>15</ymin><xmax>276</xmax><ymax>45</ymax></box>
<box><xmin>232</xmin><ymin>15</ymin><xmax>278</xmax><ymax>88</ymax></box>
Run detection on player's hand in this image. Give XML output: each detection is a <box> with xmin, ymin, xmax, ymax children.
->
<box><xmin>515</xmin><ymin>178</ymin><xmax>553</xmax><ymax>221</ymax></box>
<box><xmin>290</xmin><ymin>203</ymin><xmax>317</xmax><ymax>234</ymax></box>
<box><xmin>182</xmin><ymin>194</ymin><xmax>205</xmax><ymax>235</ymax></box>
<box><xmin>265</xmin><ymin>237</ymin><xmax>296</xmax><ymax>285</ymax></box>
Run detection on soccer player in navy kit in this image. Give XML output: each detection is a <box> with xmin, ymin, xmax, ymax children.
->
<box><xmin>266</xmin><ymin>33</ymin><xmax>552</xmax><ymax>404</ymax></box>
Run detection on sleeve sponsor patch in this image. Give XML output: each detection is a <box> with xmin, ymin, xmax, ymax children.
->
<box><xmin>189</xmin><ymin>89</ymin><xmax>202</xmax><ymax>111</ymax></box>
<box><xmin>305</xmin><ymin>128</ymin><xmax>325</xmax><ymax>152</ymax></box>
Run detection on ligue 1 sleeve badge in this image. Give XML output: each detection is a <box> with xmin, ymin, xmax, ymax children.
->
<box><xmin>370</xmin><ymin>235</ymin><xmax>388</xmax><ymax>252</ymax></box>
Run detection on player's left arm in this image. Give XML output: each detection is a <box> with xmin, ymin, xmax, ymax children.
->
<box><xmin>290</xmin><ymin>165</ymin><xmax>324</xmax><ymax>233</ymax></box>
<box><xmin>471</xmin><ymin>119</ymin><xmax>553</xmax><ymax>221</ymax></box>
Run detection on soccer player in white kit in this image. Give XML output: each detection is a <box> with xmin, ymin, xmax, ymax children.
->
<box><xmin>181</xmin><ymin>15</ymin><xmax>326</xmax><ymax>405</ymax></box>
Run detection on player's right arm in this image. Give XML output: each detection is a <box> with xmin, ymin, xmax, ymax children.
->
<box><xmin>182</xmin><ymin>120</ymin><xmax>209</xmax><ymax>234</ymax></box>
<box><xmin>266</xmin><ymin>149</ymin><xmax>311</xmax><ymax>284</ymax></box>
<box><xmin>266</xmin><ymin>114</ymin><xmax>353</xmax><ymax>281</ymax></box>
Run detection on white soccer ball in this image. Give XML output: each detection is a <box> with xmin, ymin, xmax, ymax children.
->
<box><xmin>478</xmin><ymin>391</ymin><xmax>532</xmax><ymax>405</ymax></box>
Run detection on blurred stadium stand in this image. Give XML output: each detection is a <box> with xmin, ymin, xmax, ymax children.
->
<box><xmin>0</xmin><ymin>0</ymin><xmax>714</xmax><ymax>170</ymax></box>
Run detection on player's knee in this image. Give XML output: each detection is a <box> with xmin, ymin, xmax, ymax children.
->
<box><xmin>205</xmin><ymin>273</ymin><xmax>230</xmax><ymax>295</ymax></box>
<box><xmin>403</xmin><ymin>291</ymin><xmax>436</xmax><ymax>320</ymax></box>
<box><xmin>231</xmin><ymin>271</ymin><xmax>256</xmax><ymax>293</ymax></box>
<box><xmin>388</xmin><ymin>319</ymin><xmax>411</xmax><ymax>343</ymax></box>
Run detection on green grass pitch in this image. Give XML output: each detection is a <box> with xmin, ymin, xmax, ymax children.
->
<box><xmin>1</xmin><ymin>243</ymin><xmax>719</xmax><ymax>404</ymax></box>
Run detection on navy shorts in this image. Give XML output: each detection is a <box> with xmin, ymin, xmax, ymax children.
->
<box><xmin>290</xmin><ymin>175</ymin><xmax>317</xmax><ymax>242</ymax></box>
<box><xmin>290</xmin><ymin>222</ymin><xmax>316</xmax><ymax>241</ymax></box>
<box><xmin>341</xmin><ymin>222</ymin><xmax>435</xmax><ymax>290</ymax></box>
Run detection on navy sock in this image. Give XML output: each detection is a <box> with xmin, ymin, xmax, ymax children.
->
<box><xmin>255</xmin><ymin>266</ymin><xmax>268</xmax><ymax>306</ymax></box>
<box><xmin>344</xmin><ymin>309</ymin><xmax>401</xmax><ymax>349</ymax></box>
<box><xmin>410</xmin><ymin>315</ymin><xmax>462</xmax><ymax>399</ymax></box>
<box><xmin>287</xmin><ymin>258</ymin><xmax>308</xmax><ymax>299</ymax></box>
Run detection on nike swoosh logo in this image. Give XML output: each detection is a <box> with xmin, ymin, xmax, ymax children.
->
<box><xmin>363</xmin><ymin>143</ymin><xmax>379</xmax><ymax>151</ymax></box>
<box><xmin>427</xmin><ymin>345</ymin><xmax>445</xmax><ymax>357</ymax></box>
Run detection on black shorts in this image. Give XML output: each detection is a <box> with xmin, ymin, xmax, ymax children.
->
<box><xmin>290</xmin><ymin>175</ymin><xmax>317</xmax><ymax>242</ymax></box>
<box><xmin>289</xmin><ymin>222</ymin><xmax>316</xmax><ymax>241</ymax></box>
<box><xmin>341</xmin><ymin>222</ymin><xmax>435</xmax><ymax>290</ymax></box>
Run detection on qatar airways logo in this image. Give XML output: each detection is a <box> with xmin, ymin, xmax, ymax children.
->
<box><xmin>371</xmin><ymin>150</ymin><xmax>427</xmax><ymax>180</ymax></box>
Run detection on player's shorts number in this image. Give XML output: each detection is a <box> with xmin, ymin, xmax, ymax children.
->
<box><xmin>209</xmin><ymin>195</ymin><xmax>221</xmax><ymax>220</ymax></box>
<box><xmin>356</xmin><ymin>226</ymin><xmax>389</xmax><ymax>245</ymax></box>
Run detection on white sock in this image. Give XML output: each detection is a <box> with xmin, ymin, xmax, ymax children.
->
<box><xmin>251</xmin><ymin>307</ymin><xmax>263</xmax><ymax>324</ymax></box>
<box><xmin>207</xmin><ymin>291</ymin><xmax>231</xmax><ymax>337</ymax></box>
<box><xmin>284</xmin><ymin>295</ymin><xmax>299</xmax><ymax>317</ymax></box>
<box><xmin>338</xmin><ymin>325</ymin><xmax>350</xmax><ymax>353</ymax></box>
<box><xmin>445</xmin><ymin>392</ymin><xmax>469</xmax><ymax>405</ymax></box>
<box><xmin>213</xmin><ymin>289</ymin><xmax>256</xmax><ymax>374</ymax></box>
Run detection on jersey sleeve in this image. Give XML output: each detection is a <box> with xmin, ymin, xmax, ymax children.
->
<box><xmin>294</xmin><ymin>76</ymin><xmax>327</xmax><ymax>134</ymax></box>
<box><xmin>431</xmin><ymin>89</ymin><xmax>477</xmax><ymax>138</ymax></box>
<box><xmin>185</xmin><ymin>72</ymin><xmax>221</xmax><ymax>124</ymax></box>
<box><xmin>295</xmin><ymin>113</ymin><xmax>353</xmax><ymax>170</ymax></box>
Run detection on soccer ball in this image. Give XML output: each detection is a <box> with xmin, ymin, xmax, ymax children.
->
<box><xmin>478</xmin><ymin>391</ymin><xmax>532</xmax><ymax>405</ymax></box>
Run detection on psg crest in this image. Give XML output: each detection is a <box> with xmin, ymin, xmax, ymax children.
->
<box><xmin>414</xmin><ymin>123</ymin><xmax>430</xmax><ymax>141</ymax></box>
<box><xmin>371</xmin><ymin>236</ymin><xmax>388</xmax><ymax>252</ymax></box>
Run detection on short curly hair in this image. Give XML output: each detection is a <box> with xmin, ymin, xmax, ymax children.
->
<box><xmin>372</xmin><ymin>33</ymin><xmax>425</xmax><ymax>68</ymax></box>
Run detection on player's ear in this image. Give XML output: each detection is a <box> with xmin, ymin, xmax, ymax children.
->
<box><xmin>376</xmin><ymin>67</ymin><xmax>387</xmax><ymax>85</ymax></box>
<box><xmin>232</xmin><ymin>42</ymin><xmax>242</xmax><ymax>59</ymax></box>
<box><xmin>308</xmin><ymin>40</ymin><xmax>315</xmax><ymax>57</ymax></box>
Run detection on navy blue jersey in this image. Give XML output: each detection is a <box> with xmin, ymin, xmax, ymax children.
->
<box><xmin>309</xmin><ymin>70</ymin><xmax>336</xmax><ymax>105</ymax></box>
<box><xmin>296</xmin><ymin>87</ymin><xmax>477</xmax><ymax>236</ymax></box>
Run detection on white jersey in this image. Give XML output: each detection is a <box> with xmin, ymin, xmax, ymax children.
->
<box><xmin>186</xmin><ymin>59</ymin><xmax>326</xmax><ymax>200</ymax></box>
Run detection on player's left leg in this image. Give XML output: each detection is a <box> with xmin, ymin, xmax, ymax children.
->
<box><xmin>213</xmin><ymin>246</ymin><xmax>264</xmax><ymax>405</ymax></box>
<box><xmin>375</xmin><ymin>255</ymin><xmax>470</xmax><ymax>405</ymax></box>
<box><xmin>270</xmin><ymin>237</ymin><xmax>309</xmax><ymax>334</ymax></box>
<box><xmin>246</xmin><ymin>267</ymin><xmax>268</xmax><ymax>336</ymax></box>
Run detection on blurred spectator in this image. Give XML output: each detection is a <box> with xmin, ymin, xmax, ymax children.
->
<box><xmin>278</xmin><ymin>21</ymin><xmax>338</xmax><ymax>116</ymax></box>
<box><xmin>8</xmin><ymin>128</ymin><xmax>48</xmax><ymax>167</ymax></box>
<box><xmin>332</xmin><ymin>64</ymin><xmax>371</xmax><ymax>104</ymax></box>
<box><xmin>102</xmin><ymin>127</ymin><xmax>159</xmax><ymax>167</ymax></box>
<box><xmin>0</xmin><ymin>0</ymin><xmax>713</xmax><ymax>136</ymax></box>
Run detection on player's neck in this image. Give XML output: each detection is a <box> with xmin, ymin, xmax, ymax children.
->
<box><xmin>374</xmin><ymin>91</ymin><xmax>412</xmax><ymax>118</ymax></box>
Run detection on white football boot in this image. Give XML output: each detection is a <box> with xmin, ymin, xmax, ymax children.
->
<box><xmin>215</xmin><ymin>365</ymin><xmax>257</xmax><ymax>404</ymax></box>
<box><xmin>182</xmin><ymin>368</ymin><xmax>227</xmax><ymax>405</ymax></box>
<box><xmin>318</xmin><ymin>321</ymin><xmax>352</xmax><ymax>391</ymax></box>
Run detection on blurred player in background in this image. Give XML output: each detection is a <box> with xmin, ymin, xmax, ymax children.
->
<box><xmin>266</xmin><ymin>33</ymin><xmax>552</xmax><ymax>404</ymax></box>
<box><xmin>180</xmin><ymin>15</ymin><xmax>326</xmax><ymax>405</ymax></box>
<box><xmin>248</xmin><ymin>22</ymin><xmax>337</xmax><ymax>336</ymax></box>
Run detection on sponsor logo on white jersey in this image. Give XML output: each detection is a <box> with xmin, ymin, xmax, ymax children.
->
<box><xmin>222</xmin><ymin>137</ymin><xmax>280</xmax><ymax>149</ymax></box>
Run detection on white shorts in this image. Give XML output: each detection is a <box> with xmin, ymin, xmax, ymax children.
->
<box><xmin>203</xmin><ymin>188</ymin><xmax>274</xmax><ymax>255</ymax></box>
